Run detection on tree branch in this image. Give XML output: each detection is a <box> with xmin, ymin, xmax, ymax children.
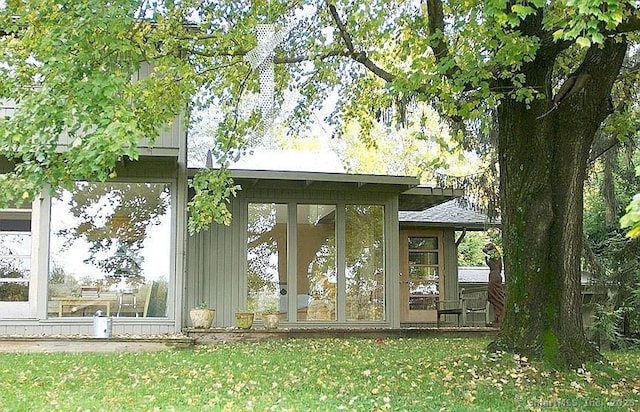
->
<box><xmin>613</xmin><ymin>11</ymin><xmax>640</xmax><ymax>34</ymax></box>
<box><xmin>326</xmin><ymin>2</ymin><xmax>395</xmax><ymax>82</ymax></box>
<box><xmin>187</xmin><ymin>47</ymin><xmax>344</xmax><ymax>64</ymax></box>
<box><xmin>426</xmin><ymin>0</ymin><xmax>448</xmax><ymax>60</ymax></box>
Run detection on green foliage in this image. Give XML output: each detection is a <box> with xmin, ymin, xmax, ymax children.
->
<box><xmin>0</xmin><ymin>338</ymin><xmax>638</xmax><ymax>410</ymax></box>
<box><xmin>589</xmin><ymin>302</ymin><xmax>630</xmax><ymax>349</ymax></box>
<box><xmin>187</xmin><ymin>168</ymin><xmax>240</xmax><ymax>234</ymax></box>
<box><xmin>621</xmin><ymin>165</ymin><xmax>640</xmax><ymax>238</ymax></box>
<box><xmin>584</xmin><ymin>143</ymin><xmax>640</xmax><ymax>341</ymax></box>
<box><xmin>456</xmin><ymin>229</ymin><xmax>500</xmax><ymax>266</ymax></box>
<box><xmin>0</xmin><ymin>0</ymin><xmax>195</xmax><ymax>205</ymax></box>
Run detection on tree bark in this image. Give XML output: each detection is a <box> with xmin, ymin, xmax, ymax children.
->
<box><xmin>490</xmin><ymin>38</ymin><xmax>627</xmax><ymax>367</ymax></box>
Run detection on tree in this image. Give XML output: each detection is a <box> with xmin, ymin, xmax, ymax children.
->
<box><xmin>2</xmin><ymin>1</ymin><xmax>640</xmax><ymax>367</ymax></box>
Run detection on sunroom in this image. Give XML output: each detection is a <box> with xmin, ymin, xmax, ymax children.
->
<box><xmin>185</xmin><ymin>169</ymin><xmax>461</xmax><ymax>329</ymax></box>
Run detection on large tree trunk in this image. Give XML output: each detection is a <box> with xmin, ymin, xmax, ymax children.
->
<box><xmin>491</xmin><ymin>38</ymin><xmax>627</xmax><ymax>367</ymax></box>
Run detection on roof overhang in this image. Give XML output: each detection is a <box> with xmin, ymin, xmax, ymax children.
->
<box><xmin>398</xmin><ymin>186</ymin><xmax>464</xmax><ymax>211</ymax></box>
<box><xmin>190</xmin><ymin>168</ymin><xmax>421</xmax><ymax>194</ymax></box>
<box><xmin>188</xmin><ymin>169</ymin><xmax>462</xmax><ymax>207</ymax></box>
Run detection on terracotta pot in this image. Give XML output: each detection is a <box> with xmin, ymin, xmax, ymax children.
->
<box><xmin>190</xmin><ymin>308</ymin><xmax>215</xmax><ymax>328</ymax></box>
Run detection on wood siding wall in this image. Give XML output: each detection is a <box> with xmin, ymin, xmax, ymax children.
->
<box><xmin>0</xmin><ymin>61</ymin><xmax>184</xmax><ymax>155</ymax></box>
<box><xmin>185</xmin><ymin>186</ymin><xmax>402</xmax><ymax>328</ymax></box>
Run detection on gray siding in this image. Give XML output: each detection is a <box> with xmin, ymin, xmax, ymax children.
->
<box><xmin>0</xmin><ymin>61</ymin><xmax>184</xmax><ymax>155</ymax></box>
<box><xmin>0</xmin><ymin>319</ymin><xmax>176</xmax><ymax>336</ymax></box>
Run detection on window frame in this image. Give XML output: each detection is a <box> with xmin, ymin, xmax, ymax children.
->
<box><xmin>44</xmin><ymin>179</ymin><xmax>176</xmax><ymax>320</ymax></box>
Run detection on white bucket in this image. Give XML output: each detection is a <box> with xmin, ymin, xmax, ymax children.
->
<box><xmin>93</xmin><ymin>312</ymin><xmax>112</xmax><ymax>338</ymax></box>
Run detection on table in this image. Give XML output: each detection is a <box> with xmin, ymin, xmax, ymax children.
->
<box><xmin>51</xmin><ymin>296</ymin><xmax>117</xmax><ymax>317</ymax></box>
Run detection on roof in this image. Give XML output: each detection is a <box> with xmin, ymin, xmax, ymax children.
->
<box><xmin>459</xmin><ymin>266</ymin><xmax>599</xmax><ymax>286</ymax></box>
<box><xmin>398</xmin><ymin>187</ymin><xmax>464</xmax><ymax>211</ymax></box>
<box><xmin>189</xmin><ymin>168</ymin><xmax>463</xmax><ymax>210</ymax></box>
<box><xmin>228</xmin><ymin>169</ymin><xmax>420</xmax><ymax>194</ymax></box>
<box><xmin>399</xmin><ymin>199</ymin><xmax>501</xmax><ymax>230</ymax></box>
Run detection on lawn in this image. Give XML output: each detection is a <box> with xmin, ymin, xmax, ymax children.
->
<box><xmin>0</xmin><ymin>337</ymin><xmax>638</xmax><ymax>411</ymax></box>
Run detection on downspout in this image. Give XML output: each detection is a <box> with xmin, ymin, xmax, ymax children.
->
<box><xmin>455</xmin><ymin>228</ymin><xmax>467</xmax><ymax>247</ymax></box>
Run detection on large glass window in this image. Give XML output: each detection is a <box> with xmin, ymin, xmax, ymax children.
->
<box><xmin>346</xmin><ymin>205</ymin><xmax>384</xmax><ymax>321</ymax></box>
<box><xmin>246</xmin><ymin>202</ymin><xmax>386</xmax><ymax>323</ymax></box>
<box><xmin>0</xmin><ymin>206</ymin><xmax>32</xmax><ymax>302</ymax></box>
<box><xmin>48</xmin><ymin>182</ymin><xmax>171</xmax><ymax>318</ymax></box>
<box><xmin>247</xmin><ymin>203</ymin><xmax>288</xmax><ymax>319</ymax></box>
<box><xmin>297</xmin><ymin>204</ymin><xmax>336</xmax><ymax>321</ymax></box>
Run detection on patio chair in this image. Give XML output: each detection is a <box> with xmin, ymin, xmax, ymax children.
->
<box><xmin>436</xmin><ymin>290</ymin><xmax>464</xmax><ymax>327</ymax></box>
<box><xmin>461</xmin><ymin>289</ymin><xmax>490</xmax><ymax>326</ymax></box>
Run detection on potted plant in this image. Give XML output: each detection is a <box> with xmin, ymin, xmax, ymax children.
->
<box><xmin>234</xmin><ymin>310</ymin><xmax>254</xmax><ymax>330</ymax></box>
<box><xmin>261</xmin><ymin>305</ymin><xmax>280</xmax><ymax>330</ymax></box>
<box><xmin>190</xmin><ymin>302</ymin><xmax>215</xmax><ymax>329</ymax></box>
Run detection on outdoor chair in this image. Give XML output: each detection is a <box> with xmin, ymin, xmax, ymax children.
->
<box><xmin>461</xmin><ymin>289</ymin><xmax>490</xmax><ymax>326</ymax></box>
<box><xmin>436</xmin><ymin>290</ymin><xmax>464</xmax><ymax>327</ymax></box>
<box><xmin>437</xmin><ymin>288</ymin><xmax>491</xmax><ymax>327</ymax></box>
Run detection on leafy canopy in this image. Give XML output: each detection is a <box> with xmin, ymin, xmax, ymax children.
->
<box><xmin>1</xmin><ymin>0</ymin><xmax>639</xmax><ymax>232</ymax></box>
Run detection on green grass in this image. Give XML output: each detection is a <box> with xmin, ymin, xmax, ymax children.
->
<box><xmin>0</xmin><ymin>337</ymin><xmax>638</xmax><ymax>411</ymax></box>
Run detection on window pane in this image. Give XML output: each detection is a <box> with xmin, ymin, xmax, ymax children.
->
<box><xmin>247</xmin><ymin>203</ymin><xmax>288</xmax><ymax>320</ymax></box>
<box><xmin>346</xmin><ymin>205</ymin><xmax>384</xmax><ymax>321</ymax></box>
<box><xmin>408</xmin><ymin>237</ymin><xmax>438</xmax><ymax>250</ymax></box>
<box><xmin>297</xmin><ymin>204</ymin><xmax>336</xmax><ymax>321</ymax></box>
<box><xmin>408</xmin><ymin>252</ymin><xmax>438</xmax><ymax>265</ymax></box>
<box><xmin>0</xmin><ymin>208</ymin><xmax>31</xmax><ymax>302</ymax></box>
<box><xmin>407</xmin><ymin>236</ymin><xmax>439</xmax><ymax>313</ymax></box>
<box><xmin>48</xmin><ymin>182</ymin><xmax>171</xmax><ymax>318</ymax></box>
<box><xmin>408</xmin><ymin>265</ymin><xmax>438</xmax><ymax>280</ymax></box>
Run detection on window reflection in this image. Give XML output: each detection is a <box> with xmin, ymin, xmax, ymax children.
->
<box><xmin>408</xmin><ymin>236</ymin><xmax>439</xmax><ymax>311</ymax></box>
<box><xmin>247</xmin><ymin>203</ymin><xmax>288</xmax><ymax>319</ymax></box>
<box><xmin>346</xmin><ymin>205</ymin><xmax>384</xmax><ymax>321</ymax></box>
<box><xmin>48</xmin><ymin>182</ymin><xmax>171</xmax><ymax>317</ymax></box>
<box><xmin>297</xmin><ymin>204</ymin><xmax>336</xmax><ymax>321</ymax></box>
<box><xmin>0</xmin><ymin>206</ymin><xmax>31</xmax><ymax>302</ymax></box>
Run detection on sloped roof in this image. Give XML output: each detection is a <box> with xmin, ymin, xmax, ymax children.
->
<box><xmin>459</xmin><ymin>266</ymin><xmax>598</xmax><ymax>287</ymax></box>
<box><xmin>399</xmin><ymin>199</ymin><xmax>501</xmax><ymax>230</ymax></box>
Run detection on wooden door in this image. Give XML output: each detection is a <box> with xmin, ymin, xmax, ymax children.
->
<box><xmin>399</xmin><ymin>230</ymin><xmax>442</xmax><ymax>323</ymax></box>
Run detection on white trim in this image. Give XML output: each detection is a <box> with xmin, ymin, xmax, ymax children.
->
<box><xmin>0</xmin><ymin>201</ymin><xmax>36</xmax><ymax>318</ymax></box>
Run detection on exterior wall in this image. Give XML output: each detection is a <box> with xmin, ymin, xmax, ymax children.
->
<box><xmin>0</xmin><ymin>155</ymin><xmax>187</xmax><ymax>336</ymax></box>
<box><xmin>441</xmin><ymin>230</ymin><xmax>458</xmax><ymax>302</ymax></box>
<box><xmin>186</xmin><ymin>186</ymin><xmax>401</xmax><ymax>328</ymax></box>
<box><xmin>0</xmin><ymin>62</ymin><xmax>183</xmax><ymax>156</ymax></box>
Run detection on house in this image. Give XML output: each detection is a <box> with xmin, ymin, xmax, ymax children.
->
<box><xmin>0</xmin><ymin>66</ymin><xmax>499</xmax><ymax>335</ymax></box>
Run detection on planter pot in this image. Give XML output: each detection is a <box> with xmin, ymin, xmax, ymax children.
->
<box><xmin>262</xmin><ymin>313</ymin><xmax>280</xmax><ymax>330</ymax></box>
<box><xmin>190</xmin><ymin>308</ymin><xmax>215</xmax><ymax>329</ymax></box>
<box><xmin>235</xmin><ymin>312</ymin><xmax>254</xmax><ymax>330</ymax></box>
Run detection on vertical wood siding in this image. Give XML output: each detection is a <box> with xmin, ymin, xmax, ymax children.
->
<box><xmin>442</xmin><ymin>230</ymin><xmax>459</xmax><ymax>302</ymax></box>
